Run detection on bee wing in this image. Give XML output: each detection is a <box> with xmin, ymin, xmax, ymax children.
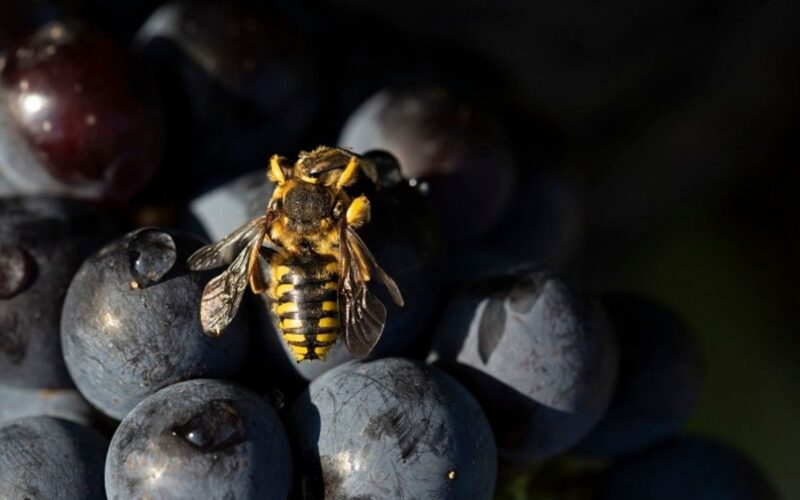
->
<box><xmin>344</xmin><ymin>226</ymin><xmax>404</xmax><ymax>306</ymax></box>
<box><xmin>338</xmin><ymin>227</ymin><xmax>387</xmax><ymax>358</ymax></box>
<box><xmin>343</xmin><ymin>285</ymin><xmax>387</xmax><ymax>359</ymax></box>
<box><xmin>187</xmin><ymin>216</ymin><xmax>267</xmax><ymax>271</ymax></box>
<box><xmin>338</xmin><ymin>225</ymin><xmax>405</xmax><ymax>358</ymax></box>
<box><xmin>199</xmin><ymin>237</ymin><xmax>257</xmax><ymax>336</ymax></box>
<box><xmin>249</xmin><ymin>249</ymin><xmax>271</xmax><ymax>292</ymax></box>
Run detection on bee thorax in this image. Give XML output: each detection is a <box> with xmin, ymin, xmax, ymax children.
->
<box><xmin>284</xmin><ymin>183</ymin><xmax>333</xmax><ymax>223</ymax></box>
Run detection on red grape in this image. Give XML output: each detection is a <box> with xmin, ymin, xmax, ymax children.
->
<box><xmin>0</xmin><ymin>21</ymin><xmax>163</xmax><ymax>202</ymax></box>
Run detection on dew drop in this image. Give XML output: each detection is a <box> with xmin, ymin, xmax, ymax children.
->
<box><xmin>128</xmin><ymin>230</ymin><xmax>177</xmax><ymax>287</ymax></box>
<box><xmin>181</xmin><ymin>427</ymin><xmax>207</xmax><ymax>447</ymax></box>
<box><xmin>172</xmin><ymin>400</ymin><xmax>245</xmax><ymax>453</ymax></box>
<box><xmin>0</xmin><ymin>245</ymin><xmax>35</xmax><ymax>299</ymax></box>
<box><xmin>446</xmin><ymin>470</ymin><xmax>457</xmax><ymax>480</ymax></box>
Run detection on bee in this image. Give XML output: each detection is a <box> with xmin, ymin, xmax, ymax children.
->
<box><xmin>186</xmin><ymin>146</ymin><xmax>404</xmax><ymax>362</ymax></box>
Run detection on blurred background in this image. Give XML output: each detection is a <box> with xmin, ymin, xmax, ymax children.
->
<box><xmin>310</xmin><ymin>2</ymin><xmax>800</xmax><ymax>496</ymax></box>
<box><xmin>2</xmin><ymin>0</ymin><xmax>799</xmax><ymax>497</ymax></box>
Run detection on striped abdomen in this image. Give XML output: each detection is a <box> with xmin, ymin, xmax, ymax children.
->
<box><xmin>271</xmin><ymin>257</ymin><xmax>339</xmax><ymax>361</ymax></box>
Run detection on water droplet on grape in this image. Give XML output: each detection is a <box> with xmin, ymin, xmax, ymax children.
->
<box><xmin>171</xmin><ymin>400</ymin><xmax>245</xmax><ymax>453</ymax></box>
<box><xmin>0</xmin><ymin>245</ymin><xmax>34</xmax><ymax>299</ymax></box>
<box><xmin>127</xmin><ymin>230</ymin><xmax>176</xmax><ymax>288</ymax></box>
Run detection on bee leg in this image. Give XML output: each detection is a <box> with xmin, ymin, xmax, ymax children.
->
<box><xmin>268</xmin><ymin>154</ymin><xmax>287</xmax><ymax>184</ymax></box>
<box><xmin>345</xmin><ymin>195</ymin><xmax>371</xmax><ymax>229</ymax></box>
<box><xmin>248</xmin><ymin>230</ymin><xmax>270</xmax><ymax>293</ymax></box>
<box><xmin>249</xmin><ymin>263</ymin><xmax>270</xmax><ymax>293</ymax></box>
<box><xmin>335</xmin><ymin>156</ymin><xmax>361</xmax><ymax>192</ymax></box>
<box><xmin>248</xmin><ymin>252</ymin><xmax>268</xmax><ymax>294</ymax></box>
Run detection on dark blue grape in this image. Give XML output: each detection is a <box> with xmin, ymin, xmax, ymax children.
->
<box><xmin>484</xmin><ymin>169</ymin><xmax>580</xmax><ymax>268</ymax></box>
<box><xmin>598</xmin><ymin>436</ymin><xmax>779</xmax><ymax>500</ymax></box>
<box><xmin>0</xmin><ymin>384</ymin><xmax>95</xmax><ymax>427</ymax></box>
<box><xmin>0</xmin><ymin>416</ymin><xmax>108</xmax><ymax>500</ymax></box>
<box><xmin>61</xmin><ymin>228</ymin><xmax>249</xmax><ymax>419</ymax></box>
<box><xmin>187</xmin><ymin>170</ymin><xmax>275</xmax><ymax>244</ymax></box>
<box><xmin>339</xmin><ymin>84</ymin><xmax>516</xmax><ymax>243</ymax></box>
<box><xmin>0</xmin><ymin>172</ymin><xmax>16</xmax><ymax>196</ymax></box>
<box><xmin>105</xmin><ymin>379</ymin><xmax>292</xmax><ymax>500</ymax></box>
<box><xmin>574</xmin><ymin>293</ymin><xmax>704</xmax><ymax>458</ymax></box>
<box><xmin>0</xmin><ymin>196</ymin><xmax>115</xmax><ymax>388</ymax></box>
<box><xmin>430</xmin><ymin>268</ymin><xmax>619</xmax><ymax>462</ymax></box>
<box><xmin>136</xmin><ymin>0</ymin><xmax>320</xmax><ymax>191</ymax></box>
<box><xmin>289</xmin><ymin>358</ymin><xmax>497</xmax><ymax>499</ymax></box>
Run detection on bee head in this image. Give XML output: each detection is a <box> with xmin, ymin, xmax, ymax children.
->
<box><xmin>283</xmin><ymin>181</ymin><xmax>333</xmax><ymax>227</ymax></box>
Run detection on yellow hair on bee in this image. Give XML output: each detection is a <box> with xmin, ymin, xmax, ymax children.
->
<box><xmin>268</xmin><ymin>155</ymin><xmax>287</xmax><ymax>184</ymax></box>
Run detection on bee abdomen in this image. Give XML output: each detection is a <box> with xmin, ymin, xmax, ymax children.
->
<box><xmin>272</xmin><ymin>261</ymin><xmax>339</xmax><ymax>361</ymax></box>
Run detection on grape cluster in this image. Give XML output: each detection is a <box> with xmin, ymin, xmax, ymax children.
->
<box><xmin>0</xmin><ymin>2</ymin><xmax>781</xmax><ymax>500</ymax></box>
